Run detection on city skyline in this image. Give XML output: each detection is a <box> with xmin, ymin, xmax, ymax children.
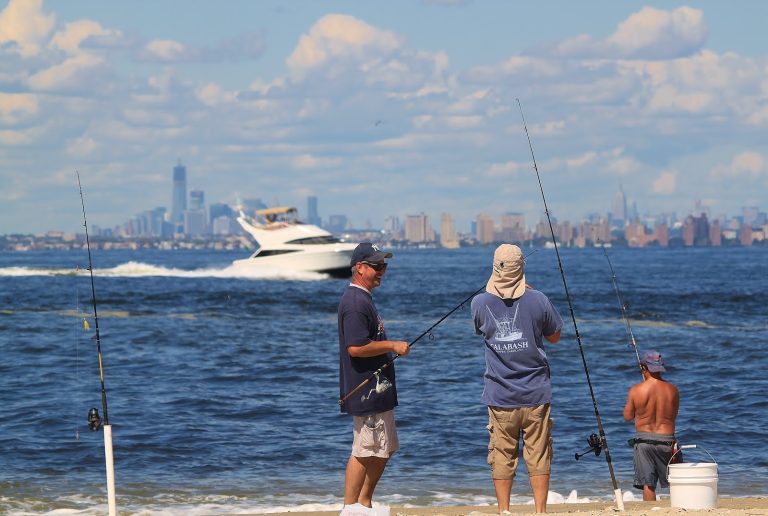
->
<box><xmin>105</xmin><ymin>161</ymin><xmax>763</xmax><ymax>244</ymax></box>
<box><xmin>2</xmin><ymin>1</ymin><xmax>768</xmax><ymax>234</ymax></box>
<box><xmin>137</xmin><ymin>160</ymin><xmax>766</xmax><ymax>231</ymax></box>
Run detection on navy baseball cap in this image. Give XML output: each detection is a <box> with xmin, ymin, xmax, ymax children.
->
<box><xmin>351</xmin><ymin>242</ymin><xmax>392</xmax><ymax>266</ymax></box>
<box><xmin>640</xmin><ymin>350</ymin><xmax>666</xmax><ymax>372</ymax></box>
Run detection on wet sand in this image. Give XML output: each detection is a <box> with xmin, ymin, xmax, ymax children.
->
<box><xmin>249</xmin><ymin>497</ymin><xmax>768</xmax><ymax>516</ymax></box>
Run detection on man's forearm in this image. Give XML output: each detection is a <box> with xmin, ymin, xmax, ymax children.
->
<box><xmin>348</xmin><ymin>340</ymin><xmax>401</xmax><ymax>358</ymax></box>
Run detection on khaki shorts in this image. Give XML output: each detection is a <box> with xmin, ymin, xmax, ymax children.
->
<box><xmin>487</xmin><ymin>404</ymin><xmax>553</xmax><ymax>479</ymax></box>
<box><xmin>351</xmin><ymin>409</ymin><xmax>399</xmax><ymax>458</ymax></box>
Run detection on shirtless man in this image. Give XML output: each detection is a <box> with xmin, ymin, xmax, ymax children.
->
<box><xmin>623</xmin><ymin>350</ymin><xmax>680</xmax><ymax>501</ymax></box>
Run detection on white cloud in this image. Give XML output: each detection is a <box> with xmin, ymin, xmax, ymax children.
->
<box><xmin>646</xmin><ymin>85</ymin><xmax>714</xmax><ymax>114</ymax></box>
<box><xmin>563</xmin><ymin>148</ymin><xmax>638</xmax><ymax>176</ymax></box>
<box><xmin>138</xmin><ymin>32</ymin><xmax>265</xmax><ymax>63</ymax></box>
<box><xmin>66</xmin><ymin>135</ymin><xmax>97</xmax><ymax>156</ymax></box>
<box><xmin>566</xmin><ymin>151</ymin><xmax>597</xmax><ymax>169</ymax></box>
<box><xmin>27</xmin><ymin>53</ymin><xmax>104</xmax><ymax>90</ymax></box>
<box><xmin>653</xmin><ymin>169</ymin><xmax>677</xmax><ymax>195</ymax></box>
<box><xmin>246</xmin><ymin>78</ymin><xmax>287</xmax><ymax>96</ymax></box>
<box><xmin>195</xmin><ymin>83</ymin><xmax>237</xmax><ymax>107</ymax></box>
<box><xmin>291</xmin><ymin>154</ymin><xmax>343</xmax><ymax>169</ymax></box>
<box><xmin>287</xmin><ymin>14</ymin><xmax>404</xmax><ymax>78</ymax></box>
<box><xmin>0</xmin><ymin>92</ymin><xmax>39</xmax><ymax>123</ymax></box>
<box><xmin>0</xmin><ymin>0</ymin><xmax>55</xmax><ymax>57</ymax></box>
<box><xmin>468</xmin><ymin>55</ymin><xmax>561</xmax><ymax>82</ymax></box>
<box><xmin>141</xmin><ymin>39</ymin><xmax>194</xmax><ymax>62</ymax></box>
<box><xmin>51</xmin><ymin>19</ymin><xmax>121</xmax><ymax>55</ymax></box>
<box><xmin>0</xmin><ymin>126</ymin><xmax>45</xmax><ymax>145</ymax></box>
<box><xmin>487</xmin><ymin>160</ymin><xmax>526</xmax><ymax>177</ymax></box>
<box><xmin>606</xmin><ymin>156</ymin><xmax>641</xmax><ymax>176</ymax></box>
<box><xmin>608</xmin><ymin>6</ymin><xmax>707</xmax><ymax>58</ymax></box>
<box><xmin>552</xmin><ymin>6</ymin><xmax>707</xmax><ymax>59</ymax></box>
<box><xmin>711</xmin><ymin>152</ymin><xmax>765</xmax><ymax>179</ymax></box>
<box><xmin>530</xmin><ymin>120</ymin><xmax>566</xmax><ymax>136</ymax></box>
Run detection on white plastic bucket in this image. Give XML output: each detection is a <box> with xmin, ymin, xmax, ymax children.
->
<box><xmin>667</xmin><ymin>445</ymin><xmax>718</xmax><ymax>509</ymax></box>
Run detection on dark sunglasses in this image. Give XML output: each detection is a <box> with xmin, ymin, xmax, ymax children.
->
<box><xmin>361</xmin><ymin>261</ymin><xmax>388</xmax><ymax>271</ymax></box>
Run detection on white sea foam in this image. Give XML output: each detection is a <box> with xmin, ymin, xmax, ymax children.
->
<box><xmin>0</xmin><ymin>261</ymin><xmax>329</xmax><ymax>281</ymax></box>
<box><xmin>2</xmin><ymin>490</ymin><xmax>636</xmax><ymax>515</ymax></box>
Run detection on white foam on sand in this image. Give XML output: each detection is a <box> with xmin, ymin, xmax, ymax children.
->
<box><xmin>3</xmin><ymin>489</ymin><xmax>639</xmax><ymax>515</ymax></box>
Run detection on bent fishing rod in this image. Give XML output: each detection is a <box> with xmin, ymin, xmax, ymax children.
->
<box><xmin>338</xmin><ymin>285</ymin><xmax>485</xmax><ymax>406</ymax></box>
<box><xmin>517</xmin><ymin>99</ymin><xmax>625</xmax><ymax>510</ymax></box>
<box><xmin>77</xmin><ymin>172</ymin><xmax>118</xmax><ymax>516</ymax></box>
<box><xmin>599</xmin><ymin>241</ymin><xmax>644</xmax><ymax>380</ymax></box>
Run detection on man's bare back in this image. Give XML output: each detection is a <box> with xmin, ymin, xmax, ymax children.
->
<box><xmin>623</xmin><ymin>375</ymin><xmax>679</xmax><ymax>434</ymax></box>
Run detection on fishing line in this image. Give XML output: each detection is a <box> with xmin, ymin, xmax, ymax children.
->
<box><xmin>517</xmin><ymin>99</ymin><xmax>625</xmax><ymax>510</ymax></box>
<box><xmin>599</xmin><ymin>241</ymin><xmax>644</xmax><ymax>379</ymax></box>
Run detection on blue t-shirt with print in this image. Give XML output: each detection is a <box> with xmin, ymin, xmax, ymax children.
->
<box><xmin>338</xmin><ymin>285</ymin><xmax>398</xmax><ymax>415</ymax></box>
<box><xmin>471</xmin><ymin>289</ymin><xmax>563</xmax><ymax>408</ymax></box>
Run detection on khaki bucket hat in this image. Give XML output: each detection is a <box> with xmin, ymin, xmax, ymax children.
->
<box><xmin>486</xmin><ymin>244</ymin><xmax>526</xmax><ymax>299</ymax></box>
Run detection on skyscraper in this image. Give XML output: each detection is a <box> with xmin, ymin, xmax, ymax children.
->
<box><xmin>185</xmin><ymin>189</ymin><xmax>207</xmax><ymax>236</ymax></box>
<box><xmin>171</xmin><ymin>161</ymin><xmax>187</xmax><ymax>232</ymax></box>
<box><xmin>475</xmin><ymin>213</ymin><xmax>495</xmax><ymax>244</ymax></box>
<box><xmin>189</xmin><ymin>189</ymin><xmax>205</xmax><ymax>210</ymax></box>
<box><xmin>307</xmin><ymin>196</ymin><xmax>321</xmax><ymax>226</ymax></box>
<box><xmin>405</xmin><ymin>213</ymin><xmax>434</xmax><ymax>243</ymax></box>
<box><xmin>500</xmin><ymin>212</ymin><xmax>526</xmax><ymax>243</ymax></box>
<box><xmin>440</xmin><ymin>213</ymin><xmax>459</xmax><ymax>248</ymax></box>
<box><xmin>611</xmin><ymin>186</ymin><xmax>627</xmax><ymax>227</ymax></box>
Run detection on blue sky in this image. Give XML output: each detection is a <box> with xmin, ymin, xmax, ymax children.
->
<box><xmin>2</xmin><ymin>0</ymin><xmax>767</xmax><ymax>234</ymax></box>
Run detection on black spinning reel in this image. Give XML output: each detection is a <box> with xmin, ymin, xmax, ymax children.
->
<box><xmin>574</xmin><ymin>433</ymin><xmax>603</xmax><ymax>460</ymax></box>
<box><xmin>87</xmin><ymin>407</ymin><xmax>102</xmax><ymax>431</ymax></box>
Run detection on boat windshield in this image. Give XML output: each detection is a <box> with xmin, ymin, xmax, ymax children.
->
<box><xmin>286</xmin><ymin>236</ymin><xmax>342</xmax><ymax>245</ymax></box>
<box><xmin>255</xmin><ymin>207</ymin><xmax>300</xmax><ymax>226</ymax></box>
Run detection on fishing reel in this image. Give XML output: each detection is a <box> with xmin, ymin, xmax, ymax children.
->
<box><xmin>87</xmin><ymin>407</ymin><xmax>102</xmax><ymax>431</ymax></box>
<box><xmin>574</xmin><ymin>433</ymin><xmax>603</xmax><ymax>460</ymax></box>
<box><xmin>361</xmin><ymin>372</ymin><xmax>392</xmax><ymax>402</ymax></box>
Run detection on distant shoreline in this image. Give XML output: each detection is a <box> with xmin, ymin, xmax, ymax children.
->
<box><xmin>2</xmin><ymin>233</ymin><xmax>766</xmax><ymax>252</ymax></box>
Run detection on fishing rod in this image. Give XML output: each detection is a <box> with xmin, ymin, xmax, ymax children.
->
<box><xmin>338</xmin><ymin>285</ymin><xmax>485</xmax><ymax>406</ymax></box>
<box><xmin>339</xmin><ymin>248</ymin><xmax>540</xmax><ymax>405</ymax></box>
<box><xmin>517</xmin><ymin>99</ymin><xmax>625</xmax><ymax>511</ymax></box>
<box><xmin>77</xmin><ymin>172</ymin><xmax>118</xmax><ymax>516</ymax></box>
<box><xmin>599</xmin><ymin>241</ymin><xmax>644</xmax><ymax>380</ymax></box>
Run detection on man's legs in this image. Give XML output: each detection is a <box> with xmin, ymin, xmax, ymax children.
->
<box><xmin>521</xmin><ymin>404</ymin><xmax>553</xmax><ymax>514</ymax></box>
<box><xmin>529</xmin><ymin>474</ymin><xmax>550</xmax><ymax>513</ymax></box>
<box><xmin>642</xmin><ymin>484</ymin><xmax>657</xmax><ymax>501</ymax></box>
<box><xmin>344</xmin><ymin>455</ymin><xmax>389</xmax><ymax>507</ymax></box>
<box><xmin>492</xmin><ymin>478</ymin><xmax>513</xmax><ymax>513</ymax></box>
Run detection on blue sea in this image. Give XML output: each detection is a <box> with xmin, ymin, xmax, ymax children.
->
<box><xmin>1</xmin><ymin>246</ymin><xmax>766</xmax><ymax>515</ymax></box>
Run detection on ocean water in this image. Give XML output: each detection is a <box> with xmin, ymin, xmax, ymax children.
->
<box><xmin>1</xmin><ymin>246</ymin><xmax>766</xmax><ymax>515</ymax></box>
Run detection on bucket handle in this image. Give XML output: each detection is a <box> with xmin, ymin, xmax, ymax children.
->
<box><xmin>667</xmin><ymin>444</ymin><xmax>718</xmax><ymax>481</ymax></box>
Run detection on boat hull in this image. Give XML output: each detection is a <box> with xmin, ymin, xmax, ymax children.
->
<box><xmin>232</xmin><ymin>245</ymin><xmax>355</xmax><ymax>278</ymax></box>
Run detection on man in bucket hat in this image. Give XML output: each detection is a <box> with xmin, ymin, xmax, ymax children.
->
<box><xmin>470</xmin><ymin>244</ymin><xmax>564</xmax><ymax>514</ymax></box>
<box><xmin>624</xmin><ymin>350</ymin><xmax>680</xmax><ymax>501</ymax></box>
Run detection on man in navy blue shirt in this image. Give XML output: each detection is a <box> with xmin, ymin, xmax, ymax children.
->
<box><xmin>471</xmin><ymin>244</ymin><xmax>563</xmax><ymax>514</ymax></box>
<box><xmin>338</xmin><ymin>242</ymin><xmax>410</xmax><ymax>516</ymax></box>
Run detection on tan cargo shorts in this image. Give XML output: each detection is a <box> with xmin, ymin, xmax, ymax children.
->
<box><xmin>351</xmin><ymin>409</ymin><xmax>399</xmax><ymax>458</ymax></box>
<box><xmin>487</xmin><ymin>403</ymin><xmax>553</xmax><ymax>479</ymax></box>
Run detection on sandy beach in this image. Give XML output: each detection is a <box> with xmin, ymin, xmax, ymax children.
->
<box><xmin>251</xmin><ymin>497</ymin><xmax>768</xmax><ymax>516</ymax></box>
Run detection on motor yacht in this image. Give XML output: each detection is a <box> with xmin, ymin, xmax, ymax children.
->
<box><xmin>233</xmin><ymin>206</ymin><xmax>356</xmax><ymax>278</ymax></box>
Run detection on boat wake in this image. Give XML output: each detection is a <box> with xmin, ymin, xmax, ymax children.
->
<box><xmin>0</xmin><ymin>261</ymin><xmax>331</xmax><ymax>281</ymax></box>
